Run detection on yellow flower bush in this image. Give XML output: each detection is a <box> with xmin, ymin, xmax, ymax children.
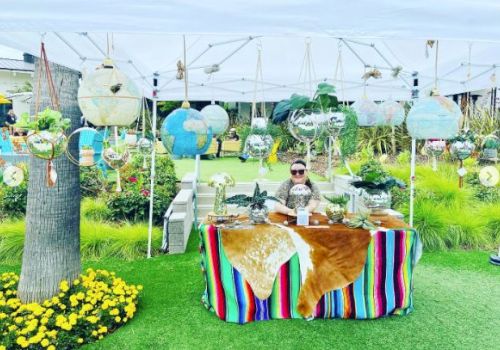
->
<box><xmin>0</xmin><ymin>269</ymin><xmax>142</xmax><ymax>349</ymax></box>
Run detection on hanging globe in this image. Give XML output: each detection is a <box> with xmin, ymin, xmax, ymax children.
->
<box><xmin>245</xmin><ymin>134</ymin><xmax>273</xmax><ymax>159</ymax></box>
<box><xmin>137</xmin><ymin>137</ymin><xmax>154</xmax><ymax>155</ymax></box>
<box><xmin>26</xmin><ymin>131</ymin><xmax>67</xmax><ymax>160</ymax></box>
<box><xmin>325</xmin><ymin>110</ymin><xmax>345</xmax><ymax>138</ymax></box>
<box><xmin>450</xmin><ymin>140</ymin><xmax>475</xmax><ymax>160</ymax></box>
<box><xmin>200</xmin><ymin>104</ymin><xmax>229</xmax><ymax>136</ymax></box>
<box><xmin>78</xmin><ymin>58</ymin><xmax>141</xmax><ymax>126</ymax></box>
<box><xmin>378</xmin><ymin>99</ymin><xmax>405</xmax><ymax>126</ymax></box>
<box><xmin>160</xmin><ymin>106</ymin><xmax>212</xmax><ymax>156</ymax></box>
<box><xmin>352</xmin><ymin>97</ymin><xmax>382</xmax><ymax>127</ymax></box>
<box><xmin>288</xmin><ymin>109</ymin><xmax>321</xmax><ymax>143</ymax></box>
<box><xmin>406</xmin><ymin>95</ymin><xmax>462</xmax><ymax>140</ymax></box>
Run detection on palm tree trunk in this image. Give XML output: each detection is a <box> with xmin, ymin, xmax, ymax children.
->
<box><xmin>17</xmin><ymin>58</ymin><xmax>81</xmax><ymax>303</ymax></box>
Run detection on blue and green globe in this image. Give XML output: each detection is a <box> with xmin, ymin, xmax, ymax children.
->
<box><xmin>160</xmin><ymin>107</ymin><xmax>212</xmax><ymax>156</ymax></box>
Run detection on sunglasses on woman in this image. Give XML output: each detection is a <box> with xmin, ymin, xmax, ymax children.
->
<box><xmin>290</xmin><ymin>169</ymin><xmax>305</xmax><ymax>176</ymax></box>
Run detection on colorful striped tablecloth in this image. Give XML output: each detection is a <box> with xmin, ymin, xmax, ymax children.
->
<box><xmin>199</xmin><ymin>224</ymin><xmax>421</xmax><ymax>324</ymax></box>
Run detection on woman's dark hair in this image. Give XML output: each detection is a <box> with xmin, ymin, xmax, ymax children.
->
<box><xmin>290</xmin><ymin>159</ymin><xmax>313</xmax><ymax>189</ymax></box>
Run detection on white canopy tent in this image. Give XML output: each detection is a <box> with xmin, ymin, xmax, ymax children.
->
<box><xmin>2</xmin><ymin>1</ymin><xmax>499</xmax><ymax>256</ymax></box>
<box><xmin>1</xmin><ymin>1</ymin><xmax>500</xmax><ymax>101</ymax></box>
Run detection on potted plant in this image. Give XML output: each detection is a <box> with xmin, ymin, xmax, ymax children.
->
<box><xmin>350</xmin><ymin>159</ymin><xmax>406</xmax><ymax>215</ymax></box>
<box><xmin>80</xmin><ymin>145</ymin><xmax>95</xmax><ymax>166</ymax></box>
<box><xmin>26</xmin><ymin>108</ymin><xmax>71</xmax><ymax>160</ymax></box>
<box><xmin>225</xmin><ymin>183</ymin><xmax>279</xmax><ymax>224</ymax></box>
<box><xmin>208</xmin><ymin>172</ymin><xmax>235</xmax><ymax>215</ymax></box>
<box><xmin>323</xmin><ymin>194</ymin><xmax>349</xmax><ymax>223</ymax></box>
<box><xmin>481</xmin><ymin>134</ymin><xmax>499</xmax><ymax>160</ymax></box>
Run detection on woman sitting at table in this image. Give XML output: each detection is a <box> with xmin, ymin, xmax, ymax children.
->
<box><xmin>274</xmin><ymin>159</ymin><xmax>321</xmax><ymax>216</ymax></box>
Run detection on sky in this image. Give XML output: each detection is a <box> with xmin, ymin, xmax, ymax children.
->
<box><xmin>0</xmin><ymin>44</ymin><xmax>23</xmax><ymax>59</ymax></box>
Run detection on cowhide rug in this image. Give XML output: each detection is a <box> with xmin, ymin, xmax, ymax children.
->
<box><xmin>220</xmin><ymin>213</ymin><xmax>407</xmax><ymax>317</ymax></box>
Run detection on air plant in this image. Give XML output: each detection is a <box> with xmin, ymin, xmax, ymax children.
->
<box><xmin>345</xmin><ymin>211</ymin><xmax>377</xmax><ymax>230</ymax></box>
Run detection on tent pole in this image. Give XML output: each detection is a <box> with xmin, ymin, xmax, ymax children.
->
<box><xmin>409</xmin><ymin>138</ymin><xmax>416</xmax><ymax>227</ymax></box>
<box><xmin>147</xmin><ymin>77</ymin><xmax>158</xmax><ymax>259</ymax></box>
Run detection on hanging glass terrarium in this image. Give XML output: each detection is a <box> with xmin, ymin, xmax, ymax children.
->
<box><xmin>324</xmin><ymin>109</ymin><xmax>346</xmax><ymax>139</ymax></box>
<box><xmin>160</xmin><ymin>104</ymin><xmax>212</xmax><ymax>157</ymax></box>
<box><xmin>137</xmin><ymin>137</ymin><xmax>154</xmax><ymax>155</ymax></box>
<box><xmin>406</xmin><ymin>94</ymin><xmax>462</xmax><ymax>140</ymax></box>
<box><xmin>78</xmin><ymin>58</ymin><xmax>141</xmax><ymax>127</ymax></box>
<box><xmin>424</xmin><ymin>139</ymin><xmax>447</xmax><ymax>171</ymax></box>
<box><xmin>351</xmin><ymin>97</ymin><xmax>382</xmax><ymax>127</ymax></box>
<box><xmin>481</xmin><ymin>134</ymin><xmax>499</xmax><ymax>160</ymax></box>
<box><xmin>378</xmin><ymin>99</ymin><xmax>405</xmax><ymax>126</ymax></box>
<box><xmin>200</xmin><ymin>104</ymin><xmax>229</xmax><ymax>136</ymax></box>
<box><xmin>65</xmin><ymin>127</ymin><xmax>105</xmax><ymax>167</ymax></box>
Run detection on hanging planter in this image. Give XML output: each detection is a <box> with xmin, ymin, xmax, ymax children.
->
<box><xmin>102</xmin><ymin>142</ymin><xmax>130</xmax><ymax>170</ymax></box>
<box><xmin>351</xmin><ymin>96</ymin><xmax>382</xmax><ymax>127</ymax></box>
<box><xmin>200</xmin><ymin>104</ymin><xmax>229</xmax><ymax>136</ymax></box>
<box><xmin>136</xmin><ymin>137</ymin><xmax>154</xmax><ymax>155</ymax></box>
<box><xmin>65</xmin><ymin>127</ymin><xmax>105</xmax><ymax>167</ymax></box>
<box><xmin>450</xmin><ymin>131</ymin><xmax>476</xmax><ymax>161</ymax></box>
<box><xmin>424</xmin><ymin>139</ymin><xmax>446</xmax><ymax>171</ymax></box>
<box><xmin>26</xmin><ymin>108</ymin><xmax>71</xmax><ymax>187</ymax></box>
<box><xmin>160</xmin><ymin>104</ymin><xmax>212</xmax><ymax>157</ymax></box>
<box><xmin>378</xmin><ymin>99</ymin><xmax>405</xmax><ymax>126</ymax></box>
<box><xmin>481</xmin><ymin>134</ymin><xmax>499</xmax><ymax>160</ymax></box>
<box><xmin>406</xmin><ymin>94</ymin><xmax>462</xmax><ymax>140</ymax></box>
<box><xmin>78</xmin><ymin>58</ymin><xmax>141</xmax><ymax>127</ymax></box>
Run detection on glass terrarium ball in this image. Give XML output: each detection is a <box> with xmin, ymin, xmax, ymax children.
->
<box><xmin>251</xmin><ymin>117</ymin><xmax>268</xmax><ymax>130</ymax></box>
<box><xmin>288</xmin><ymin>109</ymin><xmax>321</xmax><ymax>143</ymax></box>
<box><xmin>378</xmin><ymin>99</ymin><xmax>405</xmax><ymax>126</ymax></box>
<box><xmin>200</xmin><ymin>104</ymin><xmax>229</xmax><ymax>136</ymax></box>
<box><xmin>245</xmin><ymin>134</ymin><xmax>274</xmax><ymax>159</ymax></box>
<box><xmin>102</xmin><ymin>143</ymin><xmax>130</xmax><ymax>170</ymax></box>
<box><xmin>450</xmin><ymin>140</ymin><xmax>475</xmax><ymax>160</ymax></box>
<box><xmin>352</xmin><ymin>97</ymin><xmax>382</xmax><ymax>127</ymax></box>
<box><xmin>26</xmin><ymin>131</ymin><xmax>68</xmax><ymax>160</ymax></box>
<box><xmin>78</xmin><ymin>59</ymin><xmax>141</xmax><ymax>127</ymax></box>
<box><xmin>424</xmin><ymin>139</ymin><xmax>447</xmax><ymax>157</ymax></box>
<box><xmin>289</xmin><ymin>184</ymin><xmax>312</xmax><ymax>209</ymax></box>
<box><xmin>136</xmin><ymin>137</ymin><xmax>154</xmax><ymax>155</ymax></box>
<box><xmin>406</xmin><ymin>95</ymin><xmax>462</xmax><ymax>140</ymax></box>
<box><xmin>160</xmin><ymin>107</ymin><xmax>212</xmax><ymax>156</ymax></box>
<box><xmin>325</xmin><ymin>111</ymin><xmax>345</xmax><ymax>137</ymax></box>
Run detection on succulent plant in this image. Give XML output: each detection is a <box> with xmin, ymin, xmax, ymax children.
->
<box><xmin>224</xmin><ymin>183</ymin><xmax>279</xmax><ymax>210</ymax></box>
<box><xmin>323</xmin><ymin>194</ymin><xmax>349</xmax><ymax>207</ymax></box>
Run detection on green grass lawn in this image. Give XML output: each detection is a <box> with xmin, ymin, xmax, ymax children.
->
<box><xmin>173</xmin><ymin>157</ymin><xmax>326</xmax><ymax>183</ymax></box>
<box><xmin>1</xmin><ymin>234</ymin><xmax>498</xmax><ymax>350</ymax></box>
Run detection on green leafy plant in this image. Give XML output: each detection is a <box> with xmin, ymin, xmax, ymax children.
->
<box><xmin>225</xmin><ymin>183</ymin><xmax>279</xmax><ymax>209</ymax></box>
<box><xmin>29</xmin><ymin>107</ymin><xmax>70</xmax><ymax>132</ymax></box>
<box><xmin>351</xmin><ymin>159</ymin><xmax>406</xmax><ymax>194</ymax></box>
<box><xmin>272</xmin><ymin>83</ymin><xmax>339</xmax><ymax>123</ymax></box>
<box><xmin>339</xmin><ymin>106</ymin><xmax>358</xmax><ymax>158</ymax></box>
<box><xmin>323</xmin><ymin>194</ymin><xmax>349</xmax><ymax>206</ymax></box>
<box><xmin>482</xmin><ymin>134</ymin><xmax>500</xmax><ymax>149</ymax></box>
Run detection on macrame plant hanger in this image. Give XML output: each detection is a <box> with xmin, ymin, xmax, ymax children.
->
<box><xmin>297</xmin><ymin>38</ymin><xmax>316</xmax><ymax>169</ymax></box>
<box><xmin>250</xmin><ymin>44</ymin><xmax>269</xmax><ymax>179</ymax></box>
<box><xmin>32</xmin><ymin>39</ymin><xmax>61</xmax><ymax>187</ymax></box>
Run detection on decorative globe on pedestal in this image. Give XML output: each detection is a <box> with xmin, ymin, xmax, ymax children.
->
<box><xmin>406</xmin><ymin>95</ymin><xmax>462</xmax><ymax>139</ymax></box>
<box><xmin>160</xmin><ymin>107</ymin><xmax>212</xmax><ymax>156</ymax></box>
<box><xmin>352</xmin><ymin>97</ymin><xmax>382</xmax><ymax>127</ymax></box>
<box><xmin>78</xmin><ymin>58</ymin><xmax>141</xmax><ymax>127</ymax></box>
<box><xmin>450</xmin><ymin>140</ymin><xmax>475</xmax><ymax>160</ymax></box>
<box><xmin>288</xmin><ymin>109</ymin><xmax>321</xmax><ymax>143</ymax></box>
<box><xmin>289</xmin><ymin>184</ymin><xmax>312</xmax><ymax>209</ymax></box>
<box><xmin>325</xmin><ymin>110</ymin><xmax>345</xmax><ymax>138</ymax></box>
<box><xmin>200</xmin><ymin>104</ymin><xmax>229</xmax><ymax>136</ymax></box>
<box><xmin>378</xmin><ymin>99</ymin><xmax>405</xmax><ymax>126</ymax></box>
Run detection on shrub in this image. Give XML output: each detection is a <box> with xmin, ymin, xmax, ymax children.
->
<box><xmin>80</xmin><ymin>167</ymin><xmax>108</xmax><ymax>198</ymax></box>
<box><xmin>0</xmin><ymin>269</ymin><xmax>142</xmax><ymax>350</ymax></box>
<box><xmin>0</xmin><ymin>183</ymin><xmax>27</xmax><ymax>220</ymax></box>
<box><xmin>81</xmin><ymin>197</ymin><xmax>111</xmax><ymax>221</ymax></box>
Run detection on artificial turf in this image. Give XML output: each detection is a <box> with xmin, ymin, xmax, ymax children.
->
<box><xmin>1</xmin><ymin>233</ymin><xmax>498</xmax><ymax>350</ymax></box>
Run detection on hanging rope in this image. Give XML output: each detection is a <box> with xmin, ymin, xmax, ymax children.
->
<box><xmin>333</xmin><ymin>41</ymin><xmax>346</xmax><ymax>106</ymax></box>
<box><xmin>34</xmin><ymin>42</ymin><xmax>60</xmax><ymax>117</ymax></box>
<box><xmin>182</xmin><ymin>35</ymin><xmax>190</xmax><ymax>108</ymax></box>
<box><xmin>251</xmin><ymin>45</ymin><xmax>266</xmax><ymax>121</ymax></box>
<box><xmin>433</xmin><ymin>40</ymin><xmax>439</xmax><ymax>93</ymax></box>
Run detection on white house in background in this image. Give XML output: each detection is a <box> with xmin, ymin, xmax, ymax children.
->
<box><xmin>0</xmin><ymin>53</ymin><xmax>34</xmax><ymax>116</ymax></box>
